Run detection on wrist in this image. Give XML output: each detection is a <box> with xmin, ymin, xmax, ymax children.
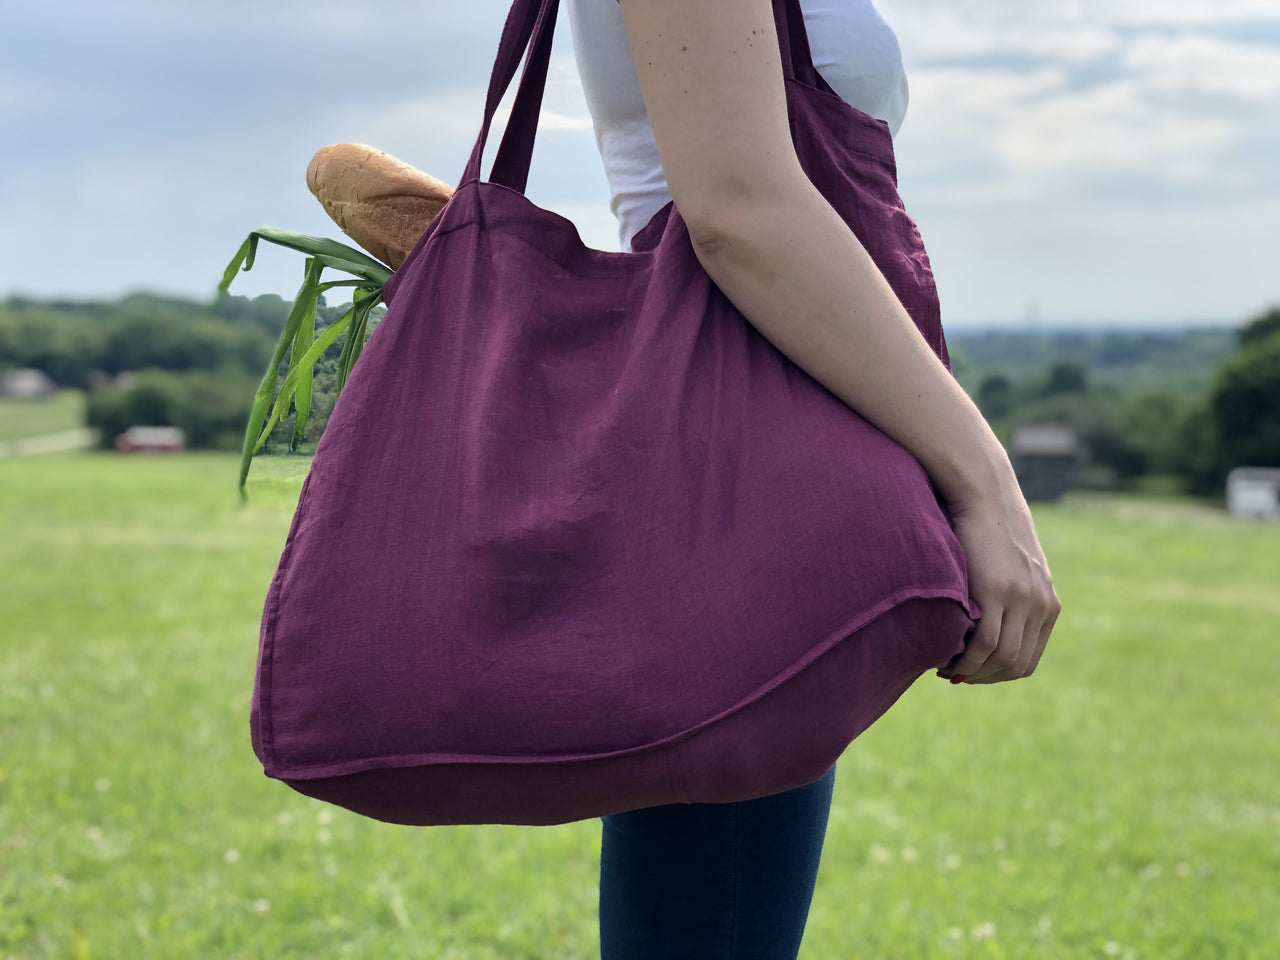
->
<box><xmin>931</xmin><ymin>441</ymin><xmax>1021</xmax><ymax>511</ymax></box>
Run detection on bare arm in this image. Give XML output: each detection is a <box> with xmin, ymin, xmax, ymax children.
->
<box><xmin>618</xmin><ymin>0</ymin><xmax>1059</xmax><ymax>682</ymax></box>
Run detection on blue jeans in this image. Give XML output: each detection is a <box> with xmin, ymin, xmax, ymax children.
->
<box><xmin>598</xmin><ymin>762</ymin><xmax>837</xmax><ymax>959</ymax></box>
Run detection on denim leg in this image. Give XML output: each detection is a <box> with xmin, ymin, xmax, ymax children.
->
<box><xmin>598</xmin><ymin>763</ymin><xmax>837</xmax><ymax>960</ymax></box>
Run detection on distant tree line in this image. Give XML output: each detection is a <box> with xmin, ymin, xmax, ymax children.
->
<box><xmin>0</xmin><ymin>292</ymin><xmax>355</xmax><ymax>453</ymax></box>
<box><xmin>2</xmin><ymin>292</ymin><xmax>1275</xmax><ymax>496</ymax></box>
<box><xmin>0</xmin><ymin>293</ymin><xmax>277</xmax><ymax>387</ymax></box>
<box><xmin>949</xmin><ymin>326</ymin><xmax>1238</xmax><ymax>397</ymax></box>
<box><xmin>961</xmin><ymin>307</ymin><xmax>1280</xmax><ymax>495</ymax></box>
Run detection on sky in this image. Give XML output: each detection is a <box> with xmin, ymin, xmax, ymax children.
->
<box><xmin>2</xmin><ymin>0</ymin><xmax>1278</xmax><ymax>327</ymax></box>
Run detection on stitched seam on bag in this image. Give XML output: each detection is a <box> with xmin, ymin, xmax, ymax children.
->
<box><xmin>411</xmin><ymin>211</ymin><xmax>480</xmax><ymax>245</ymax></box>
<box><xmin>463</xmin><ymin>185</ymin><xmax>660</xmax><ymax>274</ymax></box>
<box><xmin>393</xmin><ymin>180</ymin><xmax>486</xmax><ymax>262</ymax></box>
<box><xmin>265</xmin><ymin>586</ymin><xmax>975</xmax><ymax>780</ymax></box>
<box><xmin>258</xmin><ymin>572</ymin><xmax>282</xmax><ymax>771</ymax></box>
<box><xmin>457</xmin><ymin>112</ymin><xmax>891</xmax><ymax>278</ymax></box>
<box><xmin>259</xmin><ymin>470</ymin><xmax>318</xmax><ymax>774</ymax></box>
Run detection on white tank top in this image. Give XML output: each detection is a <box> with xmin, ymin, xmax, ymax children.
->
<box><xmin>565</xmin><ymin>0</ymin><xmax>910</xmax><ymax>251</ymax></box>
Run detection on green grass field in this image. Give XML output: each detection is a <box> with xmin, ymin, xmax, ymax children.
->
<box><xmin>0</xmin><ymin>390</ymin><xmax>86</xmax><ymax>442</ymax></box>
<box><xmin>1</xmin><ymin>452</ymin><xmax>1277</xmax><ymax>959</ymax></box>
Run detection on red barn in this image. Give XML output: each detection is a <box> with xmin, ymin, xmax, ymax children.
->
<box><xmin>113</xmin><ymin>426</ymin><xmax>186</xmax><ymax>453</ymax></box>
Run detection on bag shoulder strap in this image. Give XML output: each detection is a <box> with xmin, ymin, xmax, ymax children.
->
<box><xmin>464</xmin><ymin>0</ymin><xmax>829</xmax><ymax>194</ymax></box>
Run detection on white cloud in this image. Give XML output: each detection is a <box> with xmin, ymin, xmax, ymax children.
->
<box><xmin>3</xmin><ymin>0</ymin><xmax>1276</xmax><ymax>323</ymax></box>
<box><xmin>995</xmin><ymin>79</ymin><xmax>1235</xmax><ymax>181</ymax></box>
<box><xmin>1079</xmin><ymin>0</ymin><xmax>1280</xmax><ymax>26</ymax></box>
<box><xmin>329</xmin><ymin>88</ymin><xmax>488</xmax><ymax>153</ymax></box>
<box><xmin>886</xmin><ymin>12</ymin><xmax>1121</xmax><ymax>65</ymax></box>
<box><xmin>903</xmin><ymin>67</ymin><xmax>1242</xmax><ymax>204</ymax></box>
<box><xmin>881</xmin><ymin>0</ymin><xmax>1280</xmax><ymax>34</ymax></box>
<box><xmin>1124</xmin><ymin>34</ymin><xmax>1280</xmax><ymax>99</ymax></box>
<box><xmin>533</xmin><ymin>110</ymin><xmax>594</xmax><ymax>132</ymax></box>
<box><xmin>894</xmin><ymin>14</ymin><xmax>1278</xmax><ymax>207</ymax></box>
<box><xmin>503</xmin><ymin>55</ymin><xmax>598</xmax><ymax>132</ymax></box>
<box><xmin>323</xmin><ymin>55</ymin><xmax>594</xmax><ymax>180</ymax></box>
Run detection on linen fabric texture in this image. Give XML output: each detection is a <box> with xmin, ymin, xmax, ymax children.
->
<box><xmin>249</xmin><ymin>0</ymin><xmax>979</xmax><ymax>827</ymax></box>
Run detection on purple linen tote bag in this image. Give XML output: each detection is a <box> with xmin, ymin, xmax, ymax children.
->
<box><xmin>250</xmin><ymin>0</ymin><xmax>980</xmax><ymax>826</ymax></box>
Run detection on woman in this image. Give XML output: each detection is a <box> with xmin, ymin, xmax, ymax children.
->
<box><xmin>309</xmin><ymin>0</ymin><xmax>1060</xmax><ymax>955</ymax></box>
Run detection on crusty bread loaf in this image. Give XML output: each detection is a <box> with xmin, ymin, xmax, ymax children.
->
<box><xmin>306</xmin><ymin>143</ymin><xmax>454</xmax><ymax>269</ymax></box>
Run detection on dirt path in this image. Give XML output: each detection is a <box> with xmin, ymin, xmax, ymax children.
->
<box><xmin>0</xmin><ymin>428</ymin><xmax>100</xmax><ymax>459</ymax></box>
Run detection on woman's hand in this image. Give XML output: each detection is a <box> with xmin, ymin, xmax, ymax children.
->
<box><xmin>940</xmin><ymin>484</ymin><xmax>1060</xmax><ymax>684</ymax></box>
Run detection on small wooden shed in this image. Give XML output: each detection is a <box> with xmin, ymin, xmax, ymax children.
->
<box><xmin>1008</xmin><ymin>424</ymin><xmax>1081</xmax><ymax>502</ymax></box>
<box><xmin>1226</xmin><ymin>467</ymin><xmax>1280</xmax><ymax>520</ymax></box>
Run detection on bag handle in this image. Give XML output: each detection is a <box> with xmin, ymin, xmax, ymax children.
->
<box><xmin>460</xmin><ymin>0</ymin><xmax>557</xmax><ymax>191</ymax></box>
<box><xmin>775</xmin><ymin>0</ymin><xmax>837</xmax><ymax>95</ymax></box>
<box><xmin>464</xmin><ymin>0</ymin><xmax>827</xmax><ymax>194</ymax></box>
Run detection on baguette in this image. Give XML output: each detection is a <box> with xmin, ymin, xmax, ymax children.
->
<box><xmin>306</xmin><ymin>143</ymin><xmax>454</xmax><ymax>269</ymax></box>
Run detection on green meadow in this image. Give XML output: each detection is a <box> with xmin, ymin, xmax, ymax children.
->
<box><xmin>1</xmin><ymin>452</ymin><xmax>1277</xmax><ymax>959</ymax></box>
<box><xmin>0</xmin><ymin>391</ymin><xmax>86</xmax><ymax>442</ymax></box>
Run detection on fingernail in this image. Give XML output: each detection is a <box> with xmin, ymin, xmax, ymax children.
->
<box><xmin>949</xmin><ymin>674</ymin><xmax>968</xmax><ymax>685</ymax></box>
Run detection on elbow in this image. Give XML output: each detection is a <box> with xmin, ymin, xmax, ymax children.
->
<box><xmin>680</xmin><ymin>191</ymin><xmax>768</xmax><ymax>260</ymax></box>
<box><xmin>682</xmin><ymin>204</ymin><xmax>742</xmax><ymax>258</ymax></box>
<box><xmin>677</xmin><ymin>168</ymin><xmax>809</xmax><ymax>259</ymax></box>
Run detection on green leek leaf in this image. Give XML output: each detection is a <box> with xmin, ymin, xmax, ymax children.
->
<box><xmin>222</xmin><ymin>227</ymin><xmax>391</xmax><ymax>499</ymax></box>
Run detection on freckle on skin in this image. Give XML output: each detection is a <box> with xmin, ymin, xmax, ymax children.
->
<box><xmin>681</xmin><ymin>45</ymin><xmax>688</xmax><ymax>51</ymax></box>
